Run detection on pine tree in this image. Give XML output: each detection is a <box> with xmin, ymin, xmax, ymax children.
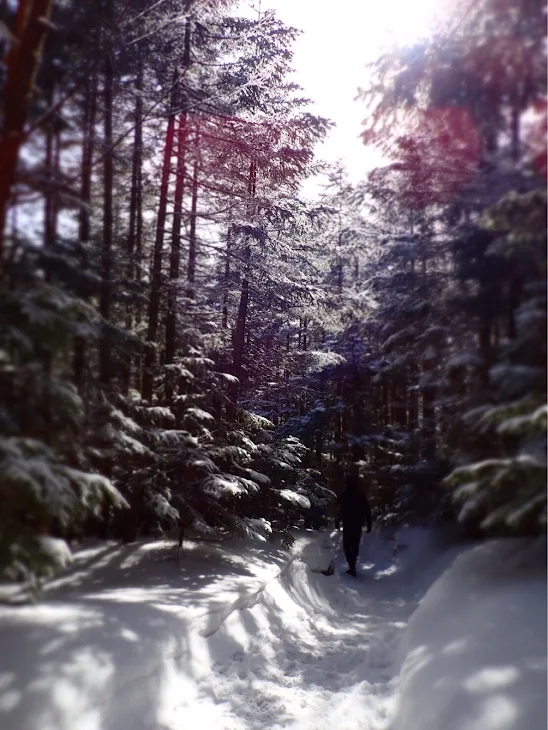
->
<box><xmin>444</xmin><ymin>190</ymin><xmax>546</xmax><ymax>533</ymax></box>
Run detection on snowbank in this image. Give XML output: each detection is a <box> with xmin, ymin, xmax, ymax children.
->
<box><xmin>0</xmin><ymin>533</ymin><xmax>317</xmax><ymax>730</ymax></box>
<box><xmin>1</xmin><ymin>526</ymin><xmax>544</xmax><ymax>730</ymax></box>
<box><xmin>391</xmin><ymin>537</ymin><xmax>547</xmax><ymax>730</ymax></box>
<box><xmin>0</xmin><ymin>528</ymin><xmax>412</xmax><ymax>730</ymax></box>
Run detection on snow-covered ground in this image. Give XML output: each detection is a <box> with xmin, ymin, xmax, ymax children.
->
<box><xmin>391</xmin><ymin>536</ymin><xmax>547</xmax><ymax>730</ymax></box>
<box><xmin>0</xmin><ymin>527</ymin><xmax>545</xmax><ymax>730</ymax></box>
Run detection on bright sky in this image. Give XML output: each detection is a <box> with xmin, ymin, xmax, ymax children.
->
<box><xmin>240</xmin><ymin>0</ymin><xmax>441</xmax><ymax>188</ymax></box>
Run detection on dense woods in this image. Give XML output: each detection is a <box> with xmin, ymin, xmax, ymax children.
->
<box><xmin>0</xmin><ymin>0</ymin><xmax>545</xmax><ymax>585</ymax></box>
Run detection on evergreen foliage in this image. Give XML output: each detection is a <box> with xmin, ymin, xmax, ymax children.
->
<box><xmin>444</xmin><ymin>190</ymin><xmax>547</xmax><ymax>532</ymax></box>
<box><xmin>0</xmin><ymin>0</ymin><xmax>545</xmax><ymax>588</ymax></box>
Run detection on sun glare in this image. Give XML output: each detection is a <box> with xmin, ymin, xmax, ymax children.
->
<box><xmin>370</xmin><ymin>0</ymin><xmax>440</xmax><ymax>45</ymax></box>
<box><xmin>253</xmin><ymin>0</ymin><xmax>445</xmax><ymax>186</ymax></box>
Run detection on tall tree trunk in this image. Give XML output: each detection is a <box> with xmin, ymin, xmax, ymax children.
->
<box><xmin>233</xmin><ymin>276</ymin><xmax>249</xmax><ymax>378</ymax></box>
<box><xmin>164</xmin><ymin>16</ymin><xmax>191</xmax><ymax>372</ymax></box>
<box><xmin>43</xmin><ymin>113</ymin><xmax>61</xmax><ymax>284</ymax></box>
<box><xmin>122</xmin><ymin>47</ymin><xmax>144</xmax><ymax>394</ymax></box>
<box><xmin>391</xmin><ymin>375</ymin><xmax>407</xmax><ymax>428</ymax></box>
<box><xmin>99</xmin><ymin>40</ymin><xmax>114</xmax><ymax>385</ymax></box>
<box><xmin>78</xmin><ymin>68</ymin><xmax>97</xmax><ymax>244</ymax></box>
<box><xmin>142</xmin><ymin>16</ymin><xmax>192</xmax><ymax>401</ymax></box>
<box><xmin>351</xmin><ymin>370</ymin><xmax>365</xmax><ymax>456</ymax></box>
<box><xmin>228</xmin><ymin>158</ymin><xmax>256</xmax><ymax>413</ymax></box>
<box><xmin>44</xmin><ymin>88</ymin><xmax>55</xmax><ymax>248</ymax></box>
<box><xmin>221</xmin><ymin>225</ymin><xmax>232</xmax><ymax>330</ymax></box>
<box><xmin>74</xmin><ymin>64</ymin><xmax>98</xmax><ymax>390</ymax></box>
<box><xmin>421</xmin><ymin>356</ymin><xmax>436</xmax><ymax>460</ymax></box>
<box><xmin>49</xmin><ymin>123</ymin><xmax>61</xmax><ymax>243</ymax></box>
<box><xmin>407</xmin><ymin>366</ymin><xmax>420</xmax><ymax>459</ymax></box>
<box><xmin>0</xmin><ymin>0</ymin><xmax>54</xmax><ymax>263</ymax></box>
<box><xmin>228</xmin><ymin>269</ymin><xmax>249</xmax><ymax>417</ymax></box>
<box><xmin>134</xmin><ymin>124</ymin><xmax>144</xmax><ymax>328</ymax></box>
<box><xmin>186</xmin><ymin>152</ymin><xmax>199</xmax><ymax>300</ymax></box>
<box><xmin>337</xmin><ymin>225</ymin><xmax>344</xmax><ymax>292</ymax></box>
<box><xmin>165</xmin><ymin>113</ymin><xmax>188</xmax><ymax>388</ymax></box>
<box><xmin>141</xmin><ymin>70</ymin><xmax>179</xmax><ymax>402</ymax></box>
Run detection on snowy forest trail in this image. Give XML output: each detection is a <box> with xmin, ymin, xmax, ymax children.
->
<box><xmin>0</xmin><ymin>529</ymin><xmax>466</xmax><ymax>730</ymax></box>
<box><xmin>183</xmin><ymin>528</ymin><xmax>461</xmax><ymax>730</ymax></box>
<box><xmin>193</xmin><ymin>534</ymin><xmax>407</xmax><ymax>730</ymax></box>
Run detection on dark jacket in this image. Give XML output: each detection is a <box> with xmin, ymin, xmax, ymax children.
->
<box><xmin>338</xmin><ymin>476</ymin><xmax>372</xmax><ymax>532</ymax></box>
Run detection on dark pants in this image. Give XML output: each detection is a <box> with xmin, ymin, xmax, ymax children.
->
<box><xmin>342</xmin><ymin>523</ymin><xmax>362</xmax><ymax>570</ymax></box>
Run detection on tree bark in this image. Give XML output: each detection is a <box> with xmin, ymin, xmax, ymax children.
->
<box><xmin>186</xmin><ymin>147</ymin><xmax>199</xmax><ymax>300</ymax></box>
<box><xmin>44</xmin><ymin>90</ymin><xmax>55</xmax><ymax>248</ymax></box>
<box><xmin>122</xmin><ymin>47</ymin><xmax>144</xmax><ymax>394</ymax></box>
<box><xmin>165</xmin><ymin>113</ymin><xmax>188</xmax><ymax>382</ymax></box>
<box><xmin>391</xmin><ymin>374</ymin><xmax>407</xmax><ymax>428</ymax></box>
<box><xmin>228</xmin><ymin>270</ymin><xmax>249</xmax><ymax>415</ymax></box>
<box><xmin>74</xmin><ymin>62</ymin><xmax>98</xmax><ymax>390</ymax></box>
<box><xmin>421</xmin><ymin>357</ymin><xmax>437</xmax><ymax>460</ymax></box>
<box><xmin>99</xmin><ymin>39</ymin><xmax>114</xmax><ymax>385</ymax></box>
<box><xmin>78</xmin><ymin>65</ymin><xmax>97</xmax><ymax>244</ymax></box>
<box><xmin>221</xmin><ymin>225</ymin><xmax>232</xmax><ymax>330</ymax></box>
<box><xmin>228</xmin><ymin>157</ymin><xmax>258</xmax><ymax>413</ymax></box>
<box><xmin>141</xmin><ymin>70</ymin><xmax>179</xmax><ymax>402</ymax></box>
<box><xmin>0</xmin><ymin>0</ymin><xmax>54</xmax><ymax>262</ymax></box>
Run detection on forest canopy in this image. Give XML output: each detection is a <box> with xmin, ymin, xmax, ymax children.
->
<box><xmin>0</xmin><ymin>0</ymin><xmax>545</xmax><ymax>585</ymax></box>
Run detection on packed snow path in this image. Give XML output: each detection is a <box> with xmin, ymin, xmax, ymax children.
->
<box><xmin>188</xmin><ymin>532</ymin><xmax>416</xmax><ymax>730</ymax></box>
<box><xmin>0</xmin><ymin>528</ymin><xmax>545</xmax><ymax>730</ymax></box>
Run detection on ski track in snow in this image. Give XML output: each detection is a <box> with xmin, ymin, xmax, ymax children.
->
<box><xmin>0</xmin><ymin>528</ymin><xmax>464</xmax><ymax>730</ymax></box>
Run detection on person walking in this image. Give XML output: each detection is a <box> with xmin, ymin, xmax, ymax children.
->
<box><xmin>338</xmin><ymin>466</ymin><xmax>372</xmax><ymax>577</ymax></box>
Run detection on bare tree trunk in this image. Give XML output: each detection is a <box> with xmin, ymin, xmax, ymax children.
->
<box><xmin>74</xmin><ymin>64</ymin><xmax>98</xmax><ymax>390</ymax></box>
<box><xmin>391</xmin><ymin>375</ymin><xmax>407</xmax><ymax>428</ymax></box>
<box><xmin>134</xmin><ymin>118</ymin><xmax>144</xmax><ymax>328</ymax></box>
<box><xmin>406</xmin><ymin>365</ymin><xmax>420</xmax><ymax>459</ymax></box>
<box><xmin>228</xmin><ymin>157</ymin><xmax>258</xmax><ymax>413</ymax></box>
<box><xmin>142</xmin><ymin>15</ymin><xmax>192</xmax><ymax>401</ymax></box>
<box><xmin>0</xmin><ymin>0</ymin><xmax>54</xmax><ymax>263</ymax></box>
<box><xmin>227</xmin><ymin>265</ymin><xmax>249</xmax><ymax>418</ymax></box>
<box><xmin>122</xmin><ymin>47</ymin><xmax>144</xmax><ymax>394</ymax></box>
<box><xmin>186</xmin><ymin>142</ymin><xmax>199</xmax><ymax>300</ymax></box>
<box><xmin>221</xmin><ymin>226</ymin><xmax>232</xmax><ymax>330</ymax></box>
<box><xmin>421</xmin><ymin>357</ymin><xmax>437</xmax><ymax>460</ymax></box>
<box><xmin>44</xmin><ymin>89</ymin><xmax>55</xmax><ymax>248</ymax></box>
<box><xmin>233</xmin><ymin>275</ymin><xmax>249</xmax><ymax>376</ymax></box>
<box><xmin>43</xmin><ymin>111</ymin><xmax>61</xmax><ymax>285</ymax></box>
<box><xmin>99</xmin><ymin>40</ymin><xmax>114</xmax><ymax>385</ymax></box>
<box><xmin>165</xmin><ymin>113</ymin><xmax>188</xmax><ymax>383</ymax></box>
<box><xmin>315</xmin><ymin>430</ymin><xmax>323</xmax><ymax>467</ymax></box>
<box><xmin>79</xmin><ymin>68</ymin><xmax>97</xmax><ymax>244</ymax></box>
<box><xmin>141</xmin><ymin>70</ymin><xmax>179</xmax><ymax>402</ymax></box>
